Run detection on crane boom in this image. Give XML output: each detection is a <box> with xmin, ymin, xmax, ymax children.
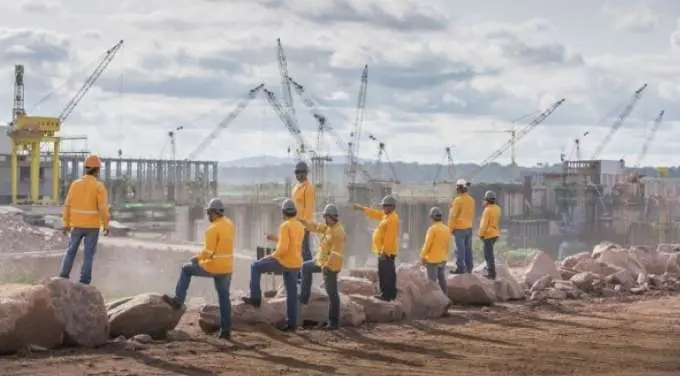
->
<box><xmin>261</xmin><ymin>87</ymin><xmax>313</xmax><ymax>159</ymax></box>
<box><xmin>590</xmin><ymin>83</ymin><xmax>648</xmax><ymax>160</ymax></box>
<box><xmin>287</xmin><ymin>77</ymin><xmax>374</xmax><ymax>181</ymax></box>
<box><xmin>348</xmin><ymin>65</ymin><xmax>368</xmax><ymax>184</ymax></box>
<box><xmin>185</xmin><ymin>84</ymin><xmax>264</xmax><ymax>160</ymax></box>
<box><xmin>470</xmin><ymin>98</ymin><xmax>566</xmax><ymax>179</ymax></box>
<box><xmin>276</xmin><ymin>39</ymin><xmax>296</xmax><ymax>123</ymax></box>
<box><xmin>634</xmin><ymin>109</ymin><xmax>664</xmax><ymax>168</ymax></box>
<box><xmin>59</xmin><ymin>40</ymin><xmax>124</xmax><ymax>123</ymax></box>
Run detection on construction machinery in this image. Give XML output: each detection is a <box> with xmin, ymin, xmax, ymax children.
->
<box><xmin>347</xmin><ymin>65</ymin><xmax>368</xmax><ymax>187</ymax></box>
<box><xmin>463</xmin><ymin>128</ymin><xmax>517</xmax><ymax>166</ymax></box>
<box><xmin>8</xmin><ymin>40</ymin><xmax>124</xmax><ymax>205</ymax></box>
<box><xmin>589</xmin><ymin>84</ymin><xmax>648</xmax><ymax>160</ymax></box>
<box><xmin>633</xmin><ymin>110</ymin><xmax>665</xmax><ymax>168</ymax></box>
<box><xmin>431</xmin><ymin>145</ymin><xmax>456</xmax><ymax>186</ymax></box>
<box><xmin>261</xmin><ymin>87</ymin><xmax>314</xmax><ymax>161</ymax></box>
<box><xmin>469</xmin><ymin>98</ymin><xmax>567</xmax><ymax>181</ymax></box>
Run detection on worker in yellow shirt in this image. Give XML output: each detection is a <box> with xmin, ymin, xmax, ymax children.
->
<box><xmin>352</xmin><ymin>195</ymin><xmax>400</xmax><ymax>301</ymax></box>
<box><xmin>58</xmin><ymin>154</ymin><xmax>110</xmax><ymax>285</ymax></box>
<box><xmin>479</xmin><ymin>190</ymin><xmax>502</xmax><ymax>280</ymax></box>
<box><xmin>291</xmin><ymin>161</ymin><xmax>315</xmax><ymax>268</ymax></box>
<box><xmin>420</xmin><ymin>207</ymin><xmax>450</xmax><ymax>294</ymax></box>
<box><xmin>163</xmin><ymin>198</ymin><xmax>235</xmax><ymax>339</ymax></box>
<box><xmin>448</xmin><ymin>179</ymin><xmax>475</xmax><ymax>274</ymax></box>
<box><xmin>243</xmin><ymin>199</ymin><xmax>305</xmax><ymax>331</ymax></box>
<box><xmin>299</xmin><ymin>203</ymin><xmax>345</xmax><ymax>330</ymax></box>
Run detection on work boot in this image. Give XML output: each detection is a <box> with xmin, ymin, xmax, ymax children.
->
<box><xmin>162</xmin><ymin>294</ymin><xmax>183</xmax><ymax>310</ymax></box>
<box><xmin>241</xmin><ymin>297</ymin><xmax>261</xmax><ymax>308</ymax></box>
<box><xmin>278</xmin><ymin>325</ymin><xmax>296</xmax><ymax>332</ymax></box>
<box><xmin>216</xmin><ymin>330</ymin><xmax>231</xmax><ymax>340</ymax></box>
<box><xmin>322</xmin><ymin>323</ymin><xmax>339</xmax><ymax>331</ymax></box>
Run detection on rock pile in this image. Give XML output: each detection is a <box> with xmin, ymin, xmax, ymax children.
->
<box><xmin>0</xmin><ymin>213</ymin><xmax>66</xmax><ymax>253</ymax></box>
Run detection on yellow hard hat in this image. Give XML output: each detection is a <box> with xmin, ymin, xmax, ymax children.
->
<box><xmin>84</xmin><ymin>154</ymin><xmax>102</xmax><ymax>168</ymax></box>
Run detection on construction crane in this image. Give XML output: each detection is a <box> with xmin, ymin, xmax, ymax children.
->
<box><xmin>287</xmin><ymin>76</ymin><xmax>374</xmax><ymax>182</ymax></box>
<box><xmin>463</xmin><ymin>128</ymin><xmax>517</xmax><ymax>165</ymax></box>
<box><xmin>276</xmin><ymin>39</ymin><xmax>297</xmax><ymax>139</ymax></box>
<box><xmin>432</xmin><ymin>145</ymin><xmax>455</xmax><ymax>186</ymax></box>
<box><xmin>469</xmin><ymin>98</ymin><xmax>567</xmax><ymax>180</ymax></box>
<box><xmin>261</xmin><ymin>87</ymin><xmax>313</xmax><ymax>160</ymax></box>
<box><xmin>367</xmin><ymin>134</ymin><xmax>399</xmax><ymax>183</ymax></box>
<box><xmin>167</xmin><ymin>126</ymin><xmax>184</xmax><ymax>160</ymax></box>
<box><xmin>9</xmin><ymin>40</ymin><xmax>124</xmax><ymax>204</ymax></box>
<box><xmin>184</xmin><ymin>84</ymin><xmax>265</xmax><ymax>160</ymax></box>
<box><xmin>590</xmin><ymin>83</ymin><xmax>648</xmax><ymax>160</ymax></box>
<box><xmin>633</xmin><ymin>109</ymin><xmax>665</xmax><ymax>168</ymax></box>
<box><xmin>347</xmin><ymin>65</ymin><xmax>368</xmax><ymax>185</ymax></box>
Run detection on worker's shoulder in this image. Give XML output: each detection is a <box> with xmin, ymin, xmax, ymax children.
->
<box><xmin>433</xmin><ymin>222</ymin><xmax>449</xmax><ymax>233</ymax></box>
<box><xmin>332</xmin><ymin>223</ymin><xmax>346</xmax><ymax>236</ymax></box>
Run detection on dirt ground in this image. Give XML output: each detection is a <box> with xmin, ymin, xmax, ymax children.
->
<box><xmin>1</xmin><ymin>295</ymin><xmax>679</xmax><ymax>376</ymax></box>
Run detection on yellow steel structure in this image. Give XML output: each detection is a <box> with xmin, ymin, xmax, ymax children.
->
<box><xmin>9</xmin><ymin>115</ymin><xmax>61</xmax><ymax>204</ymax></box>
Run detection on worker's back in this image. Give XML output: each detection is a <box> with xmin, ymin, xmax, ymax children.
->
<box><xmin>63</xmin><ymin>175</ymin><xmax>110</xmax><ymax>229</ymax></box>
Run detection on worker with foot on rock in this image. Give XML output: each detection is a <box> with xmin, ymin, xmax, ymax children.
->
<box><xmin>479</xmin><ymin>190</ymin><xmax>501</xmax><ymax>280</ymax></box>
<box><xmin>292</xmin><ymin>161</ymin><xmax>316</xmax><ymax>281</ymax></box>
<box><xmin>242</xmin><ymin>199</ymin><xmax>304</xmax><ymax>331</ymax></box>
<box><xmin>352</xmin><ymin>195</ymin><xmax>400</xmax><ymax>301</ymax></box>
<box><xmin>162</xmin><ymin>198</ymin><xmax>235</xmax><ymax>340</ymax></box>
<box><xmin>58</xmin><ymin>154</ymin><xmax>110</xmax><ymax>285</ymax></box>
<box><xmin>448</xmin><ymin>179</ymin><xmax>475</xmax><ymax>274</ymax></box>
<box><xmin>298</xmin><ymin>203</ymin><xmax>346</xmax><ymax>330</ymax></box>
<box><xmin>420</xmin><ymin>207</ymin><xmax>450</xmax><ymax>294</ymax></box>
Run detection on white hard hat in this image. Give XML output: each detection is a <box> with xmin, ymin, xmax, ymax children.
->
<box><xmin>455</xmin><ymin>178</ymin><xmax>467</xmax><ymax>186</ymax></box>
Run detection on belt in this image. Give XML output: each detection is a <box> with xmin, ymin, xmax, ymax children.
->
<box><xmin>207</xmin><ymin>253</ymin><xmax>233</xmax><ymax>259</ymax></box>
<box><xmin>70</xmin><ymin>209</ymin><xmax>99</xmax><ymax>215</ymax></box>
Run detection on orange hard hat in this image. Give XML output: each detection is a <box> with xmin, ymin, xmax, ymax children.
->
<box><xmin>84</xmin><ymin>154</ymin><xmax>102</xmax><ymax>168</ymax></box>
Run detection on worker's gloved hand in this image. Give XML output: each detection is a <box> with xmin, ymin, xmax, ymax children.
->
<box><xmin>265</xmin><ymin>234</ymin><xmax>276</xmax><ymax>241</ymax></box>
<box><xmin>102</xmin><ymin>228</ymin><xmax>110</xmax><ymax>236</ymax></box>
<box><xmin>62</xmin><ymin>226</ymin><xmax>70</xmax><ymax>236</ymax></box>
<box><xmin>420</xmin><ymin>258</ymin><xmax>427</xmax><ymax>265</ymax></box>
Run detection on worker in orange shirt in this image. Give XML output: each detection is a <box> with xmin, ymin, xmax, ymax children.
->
<box><xmin>448</xmin><ymin>179</ymin><xmax>475</xmax><ymax>274</ymax></box>
<box><xmin>292</xmin><ymin>161</ymin><xmax>316</xmax><ymax>272</ymax></box>
<box><xmin>420</xmin><ymin>207</ymin><xmax>450</xmax><ymax>294</ymax></box>
<box><xmin>243</xmin><ymin>199</ymin><xmax>305</xmax><ymax>331</ymax></box>
<box><xmin>352</xmin><ymin>195</ymin><xmax>400</xmax><ymax>301</ymax></box>
<box><xmin>58</xmin><ymin>154</ymin><xmax>110</xmax><ymax>285</ymax></box>
<box><xmin>479</xmin><ymin>190</ymin><xmax>502</xmax><ymax>280</ymax></box>
<box><xmin>163</xmin><ymin>198</ymin><xmax>235</xmax><ymax>339</ymax></box>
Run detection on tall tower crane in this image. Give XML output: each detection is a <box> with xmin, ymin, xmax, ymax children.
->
<box><xmin>463</xmin><ymin>128</ymin><xmax>517</xmax><ymax>165</ymax></box>
<box><xmin>184</xmin><ymin>84</ymin><xmax>264</xmax><ymax>160</ymax></box>
<box><xmin>276</xmin><ymin>39</ymin><xmax>298</xmax><ymax>152</ymax></box>
<box><xmin>590</xmin><ymin>83</ymin><xmax>647</xmax><ymax>160</ymax></box>
<box><xmin>432</xmin><ymin>145</ymin><xmax>455</xmax><ymax>186</ymax></box>
<box><xmin>347</xmin><ymin>65</ymin><xmax>368</xmax><ymax>185</ymax></box>
<box><xmin>261</xmin><ymin>87</ymin><xmax>313</xmax><ymax>161</ymax></box>
<box><xmin>168</xmin><ymin>126</ymin><xmax>184</xmax><ymax>160</ymax></box>
<box><xmin>469</xmin><ymin>98</ymin><xmax>566</xmax><ymax>180</ymax></box>
<box><xmin>633</xmin><ymin>109</ymin><xmax>665</xmax><ymax>168</ymax></box>
<box><xmin>9</xmin><ymin>40</ymin><xmax>124</xmax><ymax>204</ymax></box>
<box><xmin>367</xmin><ymin>134</ymin><xmax>399</xmax><ymax>183</ymax></box>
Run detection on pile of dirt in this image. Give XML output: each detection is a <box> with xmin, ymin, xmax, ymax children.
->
<box><xmin>0</xmin><ymin>213</ymin><xmax>66</xmax><ymax>254</ymax></box>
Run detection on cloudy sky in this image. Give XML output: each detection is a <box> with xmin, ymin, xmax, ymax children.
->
<box><xmin>2</xmin><ymin>0</ymin><xmax>680</xmax><ymax>167</ymax></box>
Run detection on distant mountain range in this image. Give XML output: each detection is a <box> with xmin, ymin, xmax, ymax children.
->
<box><xmin>220</xmin><ymin>155</ymin><xmax>368</xmax><ymax>168</ymax></box>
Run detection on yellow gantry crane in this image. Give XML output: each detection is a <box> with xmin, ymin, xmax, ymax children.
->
<box><xmin>9</xmin><ymin>40</ymin><xmax>124</xmax><ymax>204</ymax></box>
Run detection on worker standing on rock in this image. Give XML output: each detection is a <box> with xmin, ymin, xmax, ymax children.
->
<box><xmin>299</xmin><ymin>203</ymin><xmax>346</xmax><ymax>330</ymax></box>
<box><xmin>162</xmin><ymin>198</ymin><xmax>235</xmax><ymax>340</ymax></box>
<box><xmin>352</xmin><ymin>195</ymin><xmax>400</xmax><ymax>301</ymax></box>
<box><xmin>243</xmin><ymin>199</ymin><xmax>304</xmax><ymax>331</ymax></box>
<box><xmin>479</xmin><ymin>190</ymin><xmax>501</xmax><ymax>280</ymax></box>
<box><xmin>292</xmin><ymin>161</ymin><xmax>316</xmax><ymax>280</ymax></box>
<box><xmin>58</xmin><ymin>154</ymin><xmax>110</xmax><ymax>285</ymax></box>
<box><xmin>448</xmin><ymin>179</ymin><xmax>475</xmax><ymax>274</ymax></box>
<box><xmin>420</xmin><ymin>207</ymin><xmax>450</xmax><ymax>294</ymax></box>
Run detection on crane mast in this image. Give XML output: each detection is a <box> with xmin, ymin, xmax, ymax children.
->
<box><xmin>276</xmin><ymin>39</ymin><xmax>297</xmax><ymax>128</ymax></box>
<box><xmin>432</xmin><ymin>146</ymin><xmax>455</xmax><ymax>185</ymax></box>
<box><xmin>184</xmin><ymin>84</ymin><xmax>264</xmax><ymax>160</ymax></box>
<box><xmin>12</xmin><ymin>65</ymin><xmax>25</xmax><ymax>122</ymax></box>
<box><xmin>470</xmin><ymin>98</ymin><xmax>566</xmax><ymax>180</ymax></box>
<box><xmin>261</xmin><ymin>87</ymin><xmax>313</xmax><ymax>160</ymax></box>
<box><xmin>60</xmin><ymin>40</ymin><xmax>124</xmax><ymax>123</ymax></box>
<box><xmin>347</xmin><ymin>65</ymin><xmax>368</xmax><ymax>185</ymax></box>
<box><xmin>590</xmin><ymin>83</ymin><xmax>647</xmax><ymax>160</ymax></box>
<box><xmin>634</xmin><ymin>109</ymin><xmax>665</xmax><ymax>168</ymax></box>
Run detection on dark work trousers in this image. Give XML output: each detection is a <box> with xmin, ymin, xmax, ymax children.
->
<box><xmin>482</xmin><ymin>237</ymin><xmax>498</xmax><ymax>278</ymax></box>
<box><xmin>377</xmin><ymin>255</ymin><xmax>397</xmax><ymax>300</ymax></box>
<box><xmin>298</xmin><ymin>230</ymin><xmax>312</xmax><ymax>281</ymax></box>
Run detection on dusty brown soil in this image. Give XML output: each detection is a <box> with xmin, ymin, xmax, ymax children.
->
<box><xmin>1</xmin><ymin>295</ymin><xmax>679</xmax><ymax>376</ymax></box>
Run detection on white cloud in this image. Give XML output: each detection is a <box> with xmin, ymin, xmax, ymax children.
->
<box><xmin>602</xmin><ymin>2</ymin><xmax>662</xmax><ymax>33</ymax></box>
<box><xmin>0</xmin><ymin>0</ymin><xmax>678</xmax><ymax>168</ymax></box>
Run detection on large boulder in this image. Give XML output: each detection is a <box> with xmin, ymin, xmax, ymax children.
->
<box><xmin>199</xmin><ymin>299</ymin><xmax>287</xmax><ymax>332</ymax></box>
<box><xmin>472</xmin><ymin>262</ymin><xmax>525</xmax><ymax>301</ymax></box>
<box><xmin>591</xmin><ymin>242</ymin><xmax>623</xmax><ymax>258</ymax></box>
<box><xmin>656</xmin><ymin>244</ymin><xmax>680</xmax><ymax>253</ymax></box>
<box><xmin>395</xmin><ymin>263</ymin><xmax>450</xmax><ymax>319</ymax></box>
<box><xmin>43</xmin><ymin>278</ymin><xmax>109</xmax><ymax>348</ymax></box>
<box><xmin>299</xmin><ymin>292</ymin><xmax>365</xmax><ymax>326</ymax></box>
<box><xmin>349</xmin><ymin>295</ymin><xmax>404</xmax><ymax>322</ymax></box>
<box><xmin>0</xmin><ymin>284</ymin><xmax>64</xmax><ymax>354</ymax></box>
<box><xmin>107</xmin><ymin>293</ymin><xmax>185</xmax><ymax>339</ymax></box>
<box><xmin>571</xmin><ymin>258</ymin><xmax>620</xmax><ymax>277</ymax></box>
<box><xmin>521</xmin><ymin>251</ymin><xmax>561</xmax><ymax>287</ymax></box>
<box><xmin>560</xmin><ymin>252</ymin><xmax>591</xmax><ymax>269</ymax></box>
<box><xmin>596</xmin><ymin>247</ymin><xmax>647</xmax><ymax>278</ymax></box>
<box><xmin>348</xmin><ymin>268</ymin><xmax>378</xmax><ymax>284</ymax></box>
<box><xmin>334</xmin><ymin>276</ymin><xmax>376</xmax><ymax>296</ymax></box>
<box><xmin>662</xmin><ymin>252</ymin><xmax>680</xmax><ymax>275</ymax></box>
<box><xmin>446</xmin><ymin>273</ymin><xmax>496</xmax><ymax>306</ymax></box>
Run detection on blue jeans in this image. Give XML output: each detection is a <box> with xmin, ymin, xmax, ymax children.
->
<box><xmin>298</xmin><ymin>231</ymin><xmax>312</xmax><ymax>280</ymax></box>
<box><xmin>453</xmin><ymin>228</ymin><xmax>473</xmax><ymax>273</ymax></box>
<box><xmin>175</xmin><ymin>259</ymin><xmax>232</xmax><ymax>333</ymax></box>
<box><xmin>300</xmin><ymin>260</ymin><xmax>340</xmax><ymax>326</ymax></box>
<box><xmin>426</xmin><ymin>262</ymin><xmax>447</xmax><ymax>294</ymax></box>
<box><xmin>482</xmin><ymin>237</ymin><xmax>498</xmax><ymax>278</ymax></box>
<box><xmin>250</xmin><ymin>256</ymin><xmax>299</xmax><ymax>328</ymax></box>
<box><xmin>58</xmin><ymin>228</ymin><xmax>100</xmax><ymax>284</ymax></box>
